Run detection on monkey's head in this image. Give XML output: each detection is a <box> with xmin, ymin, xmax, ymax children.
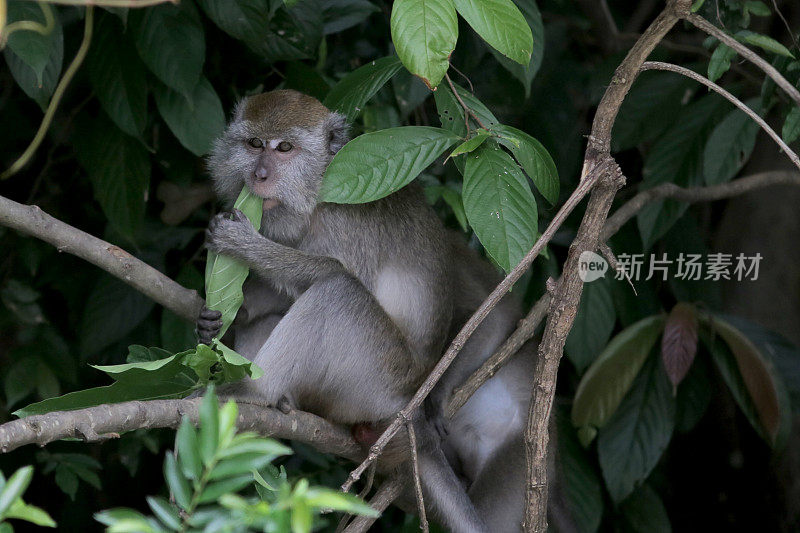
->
<box><xmin>208</xmin><ymin>89</ymin><xmax>349</xmax><ymax>219</ymax></box>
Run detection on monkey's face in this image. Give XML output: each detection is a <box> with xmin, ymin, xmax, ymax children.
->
<box><xmin>207</xmin><ymin>90</ymin><xmax>348</xmax><ymax>221</ymax></box>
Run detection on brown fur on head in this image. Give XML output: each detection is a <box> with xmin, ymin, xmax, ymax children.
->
<box><xmin>207</xmin><ymin>90</ymin><xmax>349</xmax><ymax>241</ymax></box>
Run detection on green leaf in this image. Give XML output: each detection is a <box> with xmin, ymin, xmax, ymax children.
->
<box><xmin>154</xmin><ymin>77</ymin><xmax>226</xmax><ymax>156</ymax></box>
<box><xmin>5</xmin><ymin>500</ymin><xmax>56</xmax><ymax>527</ymax></box>
<box><xmin>425</xmin><ymin>185</ymin><xmax>468</xmax><ymax>230</ymax></box>
<box><xmin>448</xmin><ymin>129</ymin><xmax>491</xmax><ymax>158</ymax></box>
<box><xmin>291</xmin><ymin>500</ymin><xmax>312</xmax><ymax>533</ymax></box>
<box><xmin>79</xmin><ymin>276</ymin><xmax>155</xmax><ymax>356</ymax></box>
<box><xmin>321</xmin><ymin>0</ymin><xmax>379</xmax><ymax>34</ymax></box>
<box><xmin>196</xmin><ymin>0</ymin><xmax>271</xmax><ymax>43</ymax></box>
<box><xmin>390</xmin><ymin>0</ymin><xmax>457</xmax><ymax>89</ymax></box>
<box><xmin>257</xmin><ymin>4</ymin><xmax>323</xmax><ymax>61</ymax></box>
<box><xmin>176</xmin><ymin>418</ymin><xmax>202</xmax><ymax>481</ymax></box>
<box><xmin>744</xmin><ymin>0</ymin><xmax>771</xmax><ymax>16</ymax></box>
<box><xmin>3</xmin><ymin>1</ymin><xmax>63</xmax><ymax>109</ymax></box>
<box><xmin>491</xmin><ymin>124</ymin><xmax>559</xmax><ymax>204</ymax></box>
<box><xmin>163</xmin><ymin>453</ymin><xmax>191</xmax><ymax>510</ymax></box>
<box><xmin>146</xmin><ymin>496</ymin><xmax>181</xmax><ymax>531</ymax></box>
<box><xmin>73</xmin><ymin>114</ymin><xmax>151</xmax><ymax>240</ymax></box>
<box><xmin>572</xmin><ymin>314</ymin><xmax>666</xmax><ymax>444</ymax></box>
<box><xmin>619</xmin><ymin>484</ymin><xmax>672</xmax><ymax>533</ymax></box>
<box><xmin>702</xmin><ymin>98</ymin><xmax>761</xmax><ymax>185</ymax></box>
<box><xmin>0</xmin><ymin>466</ymin><xmax>33</xmax><ymax>517</ymax></box>
<box><xmin>737</xmin><ymin>30</ymin><xmax>795</xmax><ymax>58</ymax></box>
<box><xmin>690</xmin><ymin>0</ymin><xmax>706</xmax><ymax>12</ymax></box>
<box><xmin>199</xmin><ymin>388</ymin><xmax>220</xmax><ymax>465</ymax></box>
<box><xmin>637</xmin><ymin>93</ymin><xmax>728</xmax><ymax>248</ymax></box>
<box><xmin>462</xmin><ymin>142</ymin><xmax>538</xmax><ymax>273</ymax></box>
<box><xmin>321</xmin><ymin>126</ymin><xmax>460</xmax><ymax>203</ymax></box>
<box><xmin>434</xmin><ymin>83</ymin><xmax>499</xmax><ymax>137</ymax></box>
<box><xmin>304</xmin><ymin>488</ymin><xmax>379</xmax><ymax>516</ymax></box>
<box><xmin>488</xmin><ymin>0</ymin><xmax>544</xmax><ymax>97</ymax></box>
<box><xmin>87</xmin><ymin>14</ymin><xmax>147</xmax><ymax>137</ymax></box>
<box><xmin>218</xmin><ymin>438</ymin><xmax>292</xmax><ymax>460</ymax></box>
<box><xmin>452</xmin><ymin>0</ymin><xmax>532</xmax><ymax>64</ymax></box>
<box><xmin>208</xmin><ymin>453</ymin><xmax>274</xmax><ymax>480</ymax></box>
<box><xmin>323</xmin><ymin>56</ymin><xmax>404</xmax><ymax>123</ymax></box>
<box><xmin>212</xmin><ymin>342</ymin><xmax>264</xmax><ymax>381</ymax></box>
<box><xmin>708</xmin><ymin>43</ymin><xmax>737</xmax><ymax>83</ymax></box>
<box><xmin>701</xmin><ymin>315</ymin><xmax>790</xmax><ymax>446</ymax></box>
<box><xmin>675</xmin><ymin>356</ymin><xmax>712</xmax><ymax>433</ymax></box>
<box><xmin>565</xmin><ymin>277</ymin><xmax>615</xmax><ymax>374</ymax></box>
<box><xmin>129</xmin><ymin>1</ymin><xmax>205</xmax><ymax>99</ymax></box>
<box><xmin>555</xmin><ymin>408</ymin><xmax>604</xmax><ymax>533</ymax></box>
<box><xmin>782</xmin><ymin>106</ymin><xmax>800</xmax><ymax>144</ymax></box>
<box><xmin>197</xmin><ymin>474</ymin><xmax>254</xmax><ymax>503</ymax></box>
<box><xmin>205</xmin><ymin>188</ymin><xmax>264</xmax><ymax>338</ymax></box>
<box><xmin>597</xmin><ymin>354</ymin><xmax>675</xmax><ymax>503</ymax></box>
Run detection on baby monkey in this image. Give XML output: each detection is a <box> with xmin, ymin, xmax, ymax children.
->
<box><xmin>198</xmin><ymin>90</ymin><xmax>555</xmax><ymax>532</ymax></box>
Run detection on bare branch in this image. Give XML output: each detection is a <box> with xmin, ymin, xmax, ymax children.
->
<box><xmin>641</xmin><ymin>61</ymin><xmax>800</xmax><ymax>171</ymax></box>
<box><xmin>685</xmin><ymin>12</ymin><xmax>800</xmax><ymax>108</ymax></box>
<box><xmin>342</xmin><ymin>477</ymin><xmax>407</xmax><ymax>533</ymax></box>
<box><xmin>0</xmin><ymin>194</ymin><xmax>204</xmax><ymax>321</ymax></box>
<box><xmin>406</xmin><ymin>422</ymin><xmax>429</xmax><ymax>533</ymax></box>
<box><xmin>0</xmin><ymin>398</ymin><xmax>361</xmax><ymax>459</ymax></box>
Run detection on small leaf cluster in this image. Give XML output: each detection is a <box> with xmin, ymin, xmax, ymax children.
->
<box><xmin>95</xmin><ymin>387</ymin><xmax>377</xmax><ymax>533</ymax></box>
<box><xmin>0</xmin><ymin>465</ymin><xmax>56</xmax><ymax>531</ymax></box>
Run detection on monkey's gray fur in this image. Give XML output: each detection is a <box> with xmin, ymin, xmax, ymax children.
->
<box><xmin>199</xmin><ymin>90</ymin><xmax>572</xmax><ymax>533</ymax></box>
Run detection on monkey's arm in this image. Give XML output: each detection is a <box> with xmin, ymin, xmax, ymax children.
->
<box><xmin>206</xmin><ymin>210</ymin><xmax>343</xmax><ymax>297</ymax></box>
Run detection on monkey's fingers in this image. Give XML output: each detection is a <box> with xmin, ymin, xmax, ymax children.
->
<box><xmin>231</xmin><ymin>209</ymin><xmax>247</xmax><ymax>223</ymax></box>
<box><xmin>199</xmin><ymin>306</ymin><xmax>222</xmax><ymax>321</ymax></box>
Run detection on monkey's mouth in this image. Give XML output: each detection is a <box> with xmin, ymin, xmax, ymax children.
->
<box><xmin>262</xmin><ymin>198</ymin><xmax>280</xmax><ymax>211</ymax></box>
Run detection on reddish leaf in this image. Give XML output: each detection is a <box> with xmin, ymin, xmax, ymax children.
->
<box><xmin>661</xmin><ymin>303</ymin><xmax>699</xmax><ymax>387</ymax></box>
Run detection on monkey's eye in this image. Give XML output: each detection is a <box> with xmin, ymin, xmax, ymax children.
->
<box><xmin>247</xmin><ymin>137</ymin><xmax>263</xmax><ymax>149</ymax></box>
<box><xmin>276</xmin><ymin>141</ymin><xmax>293</xmax><ymax>152</ymax></box>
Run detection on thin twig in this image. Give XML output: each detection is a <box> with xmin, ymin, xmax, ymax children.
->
<box><xmin>641</xmin><ymin>61</ymin><xmax>800</xmax><ymax>171</ymax></box>
<box><xmin>1</xmin><ymin>6</ymin><xmax>93</xmax><ymax>180</ymax></box>
<box><xmin>444</xmin><ymin>72</ymin><xmax>487</xmax><ymax>132</ymax></box>
<box><xmin>342</xmin><ymin>477</ymin><xmax>407</xmax><ymax>533</ymax></box>
<box><xmin>685</xmin><ymin>12</ymin><xmax>800</xmax><ymax>108</ymax></box>
<box><xmin>770</xmin><ymin>0</ymin><xmax>799</xmax><ymax>52</ymax></box>
<box><xmin>406</xmin><ymin>422</ymin><xmax>429</xmax><ymax>533</ymax></box>
<box><xmin>448</xmin><ymin>62</ymin><xmax>474</xmax><ymax>93</ymax></box>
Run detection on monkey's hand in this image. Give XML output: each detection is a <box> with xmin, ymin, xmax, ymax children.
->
<box><xmin>196</xmin><ymin>306</ymin><xmax>222</xmax><ymax>345</ymax></box>
<box><xmin>205</xmin><ymin>209</ymin><xmax>261</xmax><ymax>257</ymax></box>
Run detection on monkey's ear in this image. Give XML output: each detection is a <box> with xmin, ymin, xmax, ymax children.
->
<box><xmin>326</xmin><ymin>112</ymin><xmax>349</xmax><ymax>155</ymax></box>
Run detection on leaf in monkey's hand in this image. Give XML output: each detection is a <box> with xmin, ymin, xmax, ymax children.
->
<box><xmin>205</xmin><ymin>188</ymin><xmax>264</xmax><ymax>339</ymax></box>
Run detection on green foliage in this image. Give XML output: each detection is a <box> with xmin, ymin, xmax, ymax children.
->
<box><xmin>324</xmin><ymin>56</ymin><xmax>404</xmax><ymax>123</ymax></box>
<box><xmin>94</xmin><ymin>388</ymin><xmax>375</xmax><ymax>532</ymax></box>
<box><xmin>0</xmin><ymin>466</ymin><xmax>56</xmax><ymax>528</ymax></box>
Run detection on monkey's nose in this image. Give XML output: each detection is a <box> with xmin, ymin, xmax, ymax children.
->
<box><xmin>254</xmin><ymin>166</ymin><xmax>269</xmax><ymax>182</ymax></box>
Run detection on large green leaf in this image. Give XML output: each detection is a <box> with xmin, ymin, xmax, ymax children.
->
<box><xmin>79</xmin><ymin>275</ymin><xmax>155</xmax><ymax>356</ymax></box>
<box><xmin>196</xmin><ymin>0</ymin><xmax>271</xmax><ymax>42</ymax></box>
<box><xmin>782</xmin><ymin>106</ymin><xmax>800</xmax><ymax>144</ymax></box>
<box><xmin>491</xmin><ymin>124</ymin><xmax>559</xmax><ymax>204</ymax></box>
<box><xmin>572</xmin><ymin>314</ymin><xmax>665</xmax><ymax>444</ymax></box>
<box><xmin>452</xmin><ymin>0</ymin><xmax>532</xmax><ymax>65</ymax></box>
<box><xmin>736</xmin><ymin>30</ymin><xmax>795</xmax><ymax>58</ymax></box>
<box><xmin>390</xmin><ymin>0</ymin><xmax>457</xmax><ymax>89</ymax></box>
<box><xmin>708</xmin><ymin>43</ymin><xmax>737</xmax><ymax>82</ymax></box>
<box><xmin>321</xmin><ymin>0</ymin><xmax>379</xmax><ymax>34</ymax></box>
<box><xmin>701</xmin><ymin>314</ymin><xmax>791</xmax><ymax>447</ymax></box>
<box><xmin>129</xmin><ymin>1</ymin><xmax>205</xmax><ymax>99</ymax></box>
<box><xmin>87</xmin><ymin>14</ymin><xmax>147</xmax><ymax>138</ymax></box>
<box><xmin>488</xmin><ymin>0</ymin><xmax>543</xmax><ymax>97</ymax></box>
<box><xmin>434</xmin><ymin>83</ymin><xmax>499</xmax><ymax>138</ymax></box>
<box><xmin>3</xmin><ymin>0</ymin><xmax>63</xmax><ymax>109</ymax></box>
<box><xmin>556</xmin><ymin>408</ymin><xmax>604</xmax><ymax>533</ymax></box>
<box><xmin>618</xmin><ymin>484</ymin><xmax>672</xmax><ymax>533</ymax></box>
<box><xmin>566</xmin><ymin>276</ymin><xmax>616</xmax><ymax>374</ymax></box>
<box><xmin>320</xmin><ymin>126</ymin><xmax>459</xmax><ymax>203</ymax></box>
<box><xmin>154</xmin><ymin>77</ymin><xmax>226</xmax><ymax>156</ymax></box>
<box><xmin>257</xmin><ymin>3</ymin><xmax>323</xmax><ymax>61</ymax></box>
<box><xmin>598</xmin><ymin>354</ymin><xmax>675</xmax><ymax>503</ymax></box>
<box><xmin>462</xmin><ymin>142</ymin><xmax>538</xmax><ymax>272</ymax></box>
<box><xmin>205</xmin><ymin>188</ymin><xmax>264</xmax><ymax>338</ymax></box>
<box><xmin>323</xmin><ymin>56</ymin><xmax>404</xmax><ymax>123</ymax></box>
<box><xmin>637</xmin><ymin>93</ymin><xmax>728</xmax><ymax>249</ymax></box>
<box><xmin>73</xmin><ymin>114</ymin><xmax>150</xmax><ymax>239</ymax></box>
<box><xmin>702</xmin><ymin>98</ymin><xmax>761</xmax><ymax>185</ymax></box>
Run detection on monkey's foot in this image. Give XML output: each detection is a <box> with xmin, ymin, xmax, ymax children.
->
<box><xmin>196</xmin><ymin>306</ymin><xmax>222</xmax><ymax>345</ymax></box>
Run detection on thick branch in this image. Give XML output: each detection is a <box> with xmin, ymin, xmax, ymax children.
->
<box><xmin>0</xmin><ymin>195</ymin><xmax>204</xmax><ymax>321</ymax></box>
<box><xmin>641</xmin><ymin>61</ymin><xmax>800</xmax><ymax>170</ymax></box>
<box><xmin>523</xmin><ymin>1</ymin><xmax>690</xmax><ymax>530</ymax></box>
<box><xmin>685</xmin><ymin>12</ymin><xmax>800</xmax><ymax>108</ymax></box>
<box><xmin>0</xmin><ymin>399</ymin><xmax>361</xmax><ymax>460</ymax></box>
<box><xmin>342</xmin><ymin>477</ymin><xmax>407</xmax><ymax>533</ymax></box>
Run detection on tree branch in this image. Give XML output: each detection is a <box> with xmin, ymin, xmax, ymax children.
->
<box><xmin>342</xmin><ymin>477</ymin><xmax>407</xmax><ymax>533</ymax></box>
<box><xmin>0</xmin><ymin>398</ymin><xmax>361</xmax><ymax>460</ymax></box>
<box><xmin>641</xmin><ymin>61</ymin><xmax>800</xmax><ymax>170</ymax></box>
<box><xmin>0</xmin><ymin>194</ymin><xmax>204</xmax><ymax>321</ymax></box>
<box><xmin>685</xmin><ymin>12</ymin><xmax>800</xmax><ymax>108</ymax></box>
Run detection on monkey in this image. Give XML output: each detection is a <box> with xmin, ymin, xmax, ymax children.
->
<box><xmin>196</xmin><ymin>89</ymin><xmax>571</xmax><ymax>532</ymax></box>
